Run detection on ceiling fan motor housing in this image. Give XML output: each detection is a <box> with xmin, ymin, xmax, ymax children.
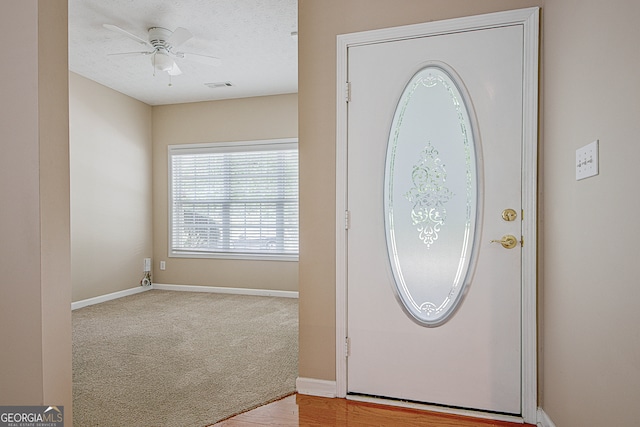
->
<box><xmin>148</xmin><ymin>27</ymin><xmax>174</xmax><ymax>52</ymax></box>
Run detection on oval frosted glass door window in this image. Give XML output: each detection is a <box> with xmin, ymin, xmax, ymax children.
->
<box><xmin>384</xmin><ymin>63</ymin><xmax>481</xmax><ymax>326</ymax></box>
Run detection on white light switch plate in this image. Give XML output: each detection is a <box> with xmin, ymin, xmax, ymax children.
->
<box><xmin>576</xmin><ymin>140</ymin><xmax>599</xmax><ymax>180</ymax></box>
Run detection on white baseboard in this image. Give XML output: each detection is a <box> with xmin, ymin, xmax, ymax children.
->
<box><xmin>152</xmin><ymin>283</ymin><xmax>299</xmax><ymax>298</ymax></box>
<box><xmin>296</xmin><ymin>377</ymin><xmax>337</xmax><ymax>398</ymax></box>
<box><xmin>537</xmin><ymin>408</ymin><xmax>556</xmax><ymax>427</ymax></box>
<box><xmin>71</xmin><ymin>285</ymin><xmax>151</xmax><ymax>310</ymax></box>
<box><xmin>72</xmin><ymin>283</ymin><xmax>298</xmax><ymax>310</ymax></box>
<box><xmin>71</xmin><ymin>283</ymin><xmax>298</xmax><ymax>310</ymax></box>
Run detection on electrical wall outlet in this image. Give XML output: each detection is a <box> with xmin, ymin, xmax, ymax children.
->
<box><xmin>576</xmin><ymin>140</ymin><xmax>599</xmax><ymax>180</ymax></box>
<box><xmin>143</xmin><ymin>258</ymin><xmax>151</xmax><ymax>272</ymax></box>
<box><xmin>160</xmin><ymin>261</ymin><xmax>166</xmax><ymax>271</ymax></box>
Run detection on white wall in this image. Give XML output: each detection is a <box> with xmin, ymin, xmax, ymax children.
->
<box><xmin>69</xmin><ymin>72</ymin><xmax>153</xmax><ymax>302</ymax></box>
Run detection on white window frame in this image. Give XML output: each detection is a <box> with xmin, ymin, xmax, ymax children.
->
<box><xmin>168</xmin><ymin>138</ymin><xmax>298</xmax><ymax>261</ymax></box>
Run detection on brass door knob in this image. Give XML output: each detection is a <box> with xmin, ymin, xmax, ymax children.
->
<box><xmin>490</xmin><ymin>234</ymin><xmax>519</xmax><ymax>249</ymax></box>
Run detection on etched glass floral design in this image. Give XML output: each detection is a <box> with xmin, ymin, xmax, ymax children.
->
<box><xmin>403</xmin><ymin>142</ymin><xmax>453</xmax><ymax>248</ymax></box>
<box><xmin>384</xmin><ymin>63</ymin><xmax>480</xmax><ymax>326</ymax></box>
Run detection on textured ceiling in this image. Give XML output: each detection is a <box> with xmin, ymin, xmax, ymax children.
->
<box><xmin>69</xmin><ymin>0</ymin><xmax>298</xmax><ymax>106</ymax></box>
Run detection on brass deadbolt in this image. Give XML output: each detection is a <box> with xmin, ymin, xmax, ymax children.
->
<box><xmin>501</xmin><ymin>208</ymin><xmax>517</xmax><ymax>222</ymax></box>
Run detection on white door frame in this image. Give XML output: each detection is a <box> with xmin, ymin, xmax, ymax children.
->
<box><xmin>335</xmin><ymin>7</ymin><xmax>539</xmax><ymax>423</ymax></box>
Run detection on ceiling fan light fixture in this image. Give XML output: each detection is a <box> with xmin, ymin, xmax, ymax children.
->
<box><xmin>152</xmin><ymin>52</ymin><xmax>174</xmax><ymax>72</ymax></box>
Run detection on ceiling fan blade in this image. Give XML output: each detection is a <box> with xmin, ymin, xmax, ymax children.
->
<box><xmin>107</xmin><ymin>51</ymin><xmax>153</xmax><ymax>57</ymax></box>
<box><xmin>168</xmin><ymin>27</ymin><xmax>192</xmax><ymax>48</ymax></box>
<box><xmin>103</xmin><ymin>24</ymin><xmax>150</xmax><ymax>46</ymax></box>
<box><xmin>176</xmin><ymin>51</ymin><xmax>222</xmax><ymax>67</ymax></box>
<box><xmin>167</xmin><ymin>62</ymin><xmax>182</xmax><ymax>76</ymax></box>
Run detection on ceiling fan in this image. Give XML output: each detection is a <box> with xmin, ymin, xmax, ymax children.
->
<box><xmin>103</xmin><ymin>24</ymin><xmax>221</xmax><ymax>76</ymax></box>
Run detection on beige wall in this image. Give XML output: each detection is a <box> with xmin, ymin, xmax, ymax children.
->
<box><xmin>69</xmin><ymin>72</ymin><xmax>153</xmax><ymax>302</ymax></box>
<box><xmin>299</xmin><ymin>1</ymin><xmax>640</xmax><ymax>426</ymax></box>
<box><xmin>152</xmin><ymin>94</ymin><xmax>299</xmax><ymax>292</ymax></box>
<box><xmin>69</xmin><ymin>77</ymin><xmax>296</xmax><ymax>299</ymax></box>
<box><xmin>542</xmin><ymin>0</ymin><xmax>640</xmax><ymax>425</ymax></box>
<box><xmin>0</xmin><ymin>0</ymin><xmax>71</xmax><ymax>413</ymax></box>
<box><xmin>5</xmin><ymin>1</ymin><xmax>639</xmax><ymax>425</ymax></box>
<box><xmin>298</xmin><ymin>0</ymin><xmax>543</xmax><ymax>384</ymax></box>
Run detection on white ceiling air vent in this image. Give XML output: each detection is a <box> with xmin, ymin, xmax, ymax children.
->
<box><xmin>205</xmin><ymin>82</ymin><xmax>233</xmax><ymax>89</ymax></box>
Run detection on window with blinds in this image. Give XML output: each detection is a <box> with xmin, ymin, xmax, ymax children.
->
<box><xmin>169</xmin><ymin>139</ymin><xmax>298</xmax><ymax>260</ymax></box>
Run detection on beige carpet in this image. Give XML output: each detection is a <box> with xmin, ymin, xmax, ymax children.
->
<box><xmin>72</xmin><ymin>290</ymin><xmax>298</xmax><ymax>427</ymax></box>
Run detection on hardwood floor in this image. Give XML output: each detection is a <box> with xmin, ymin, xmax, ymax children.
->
<box><xmin>213</xmin><ymin>394</ymin><xmax>535</xmax><ymax>426</ymax></box>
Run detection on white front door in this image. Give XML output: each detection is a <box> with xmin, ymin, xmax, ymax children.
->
<box><xmin>342</xmin><ymin>10</ymin><xmax>538</xmax><ymax>417</ymax></box>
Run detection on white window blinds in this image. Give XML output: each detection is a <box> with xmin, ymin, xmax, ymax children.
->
<box><xmin>169</xmin><ymin>139</ymin><xmax>298</xmax><ymax>259</ymax></box>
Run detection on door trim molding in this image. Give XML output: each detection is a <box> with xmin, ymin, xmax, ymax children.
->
<box><xmin>335</xmin><ymin>7</ymin><xmax>539</xmax><ymax>423</ymax></box>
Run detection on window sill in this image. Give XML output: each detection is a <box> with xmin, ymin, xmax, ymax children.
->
<box><xmin>169</xmin><ymin>251</ymin><xmax>299</xmax><ymax>262</ymax></box>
